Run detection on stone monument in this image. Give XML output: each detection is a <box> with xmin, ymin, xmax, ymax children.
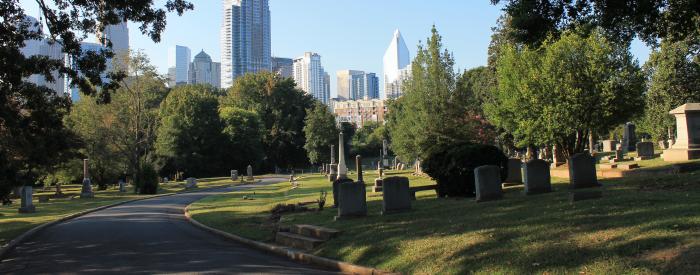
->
<box><xmin>335</xmin><ymin>180</ymin><xmax>367</xmax><ymax>219</ymax></box>
<box><xmin>336</xmin><ymin>132</ymin><xmax>348</xmax><ymax>180</ymax></box>
<box><xmin>373</xmin><ymin>166</ymin><xmax>384</xmax><ymax>192</ymax></box>
<box><xmin>246</xmin><ymin>165</ymin><xmax>254</xmax><ymax>181</ymax></box>
<box><xmin>18</xmin><ymin>186</ymin><xmax>36</xmax><ymax>213</ymax></box>
<box><xmin>663</xmin><ymin>103</ymin><xmax>700</xmax><ymax>161</ymax></box>
<box><xmin>635</xmin><ymin>141</ymin><xmax>654</xmax><ymax>160</ymax></box>
<box><xmin>355</xmin><ymin>155</ymin><xmax>363</xmax><ymax>183</ymax></box>
<box><xmin>328</xmin><ymin>164</ymin><xmax>337</xmax><ymax>182</ymax></box>
<box><xmin>474</xmin><ymin>165</ymin><xmax>503</xmax><ymax>202</ymax></box>
<box><xmin>623</xmin><ymin>122</ymin><xmax>637</xmax><ymax>152</ymax></box>
<box><xmin>80</xmin><ymin>159</ymin><xmax>94</xmax><ymax>198</ymax></box>
<box><xmin>568</xmin><ymin>153</ymin><xmax>599</xmax><ymax>189</ymax></box>
<box><xmin>231</xmin><ymin>170</ymin><xmax>238</xmax><ymax>181</ymax></box>
<box><xmin>382</xmin><ymin>177</ymin><xmax>411</xmax><ymax>214</ymax></box>
<box><xmin>118</xmin><ymin>179</ymin><xmax>127</xmax><ymax>193</ymax></box>
<box><xmin>382</xmin><ymin>139</ymin><xmax>389</xmax><ymax>168</ymax></box>
<box><xmin>505</xmin><ymin>158</ymin><xmax>523</xmax><ymax>184</ymax></box>
<box><xmin>523</xmin><ymin>159</ymin><xmax>552</xmax><ymax>195</ymax></box>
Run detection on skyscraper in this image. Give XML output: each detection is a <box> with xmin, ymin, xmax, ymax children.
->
<box><xmin>20</xmin><ymin>16</ymin><xmax>65</xmax><ymax>96</ymax></box>
<box><xmin>337</xmin><ymin>70</ymin><xmax>380</xmax><ymax>100</ymax></box>
<box><xmin>293</xmin><ymin>52</ymin><xmax>329</xmax><ymax>104</ymax></box>
<box><xmin>271</xmin><ymin>57</ymin><xmax>293</xmax><ymax>78</ymax></box>
<box><xmin>168</xmin><ymin>45</ymin><xmax>191</xmax><ymax>87</ymax></box>
<box><xmin>220</xmin><ymin>0</ymin><xmax>272</xmax><ymax>89</ymax></box>
<box><xmin>97</xmin><ymin>21</ymin><xmax>129</xmax><ymax>55</ymax></box>
<box><xmin>383</xmin><ymin>29</ymin><xmax>411</xmax><ymax>99</ymax></box>
<box><xmin>190</xmin><ymin>50</ymin><xmax>222</xmax><ymax>88</ymax></box>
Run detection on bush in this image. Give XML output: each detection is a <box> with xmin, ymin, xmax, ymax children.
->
<box><xmin>423</xmin><ymin>142</ymin><xmax>508</xmax><ymax>197</ymax></box>
<box><xmin>136</xmin><ymin>163</ymin><xmax>159</xmax><ymax>195</ymax></box>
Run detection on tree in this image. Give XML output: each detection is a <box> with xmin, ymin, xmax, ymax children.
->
<box><xmin>492</xmin><ymin>0</ymin><xmax>700</xmax><ymax>48</ymax></box>
<box><xmin>221</xmin><ymin>72</ymin><xmax>314</xmax><ymax>170</ymax></box>
<box><xmin>641</xmin><ymin>40</ymin><xmax>700</xmax><ymax>141</ymax></box>
<box><xmin>155</xmin><ymin>85</ymin><xmax>227</xmax><ymax>178</ymax></box>
<box><xmin>0</xmin><ymin>1</ymin><xmax>191</xmax><ymax>198</ymax></box>
<box><xmin>220</xmin><ymin>106</ymin><xmax>264</xmax><ymax>170</ymax></box>
<box><xmin>303</xmin><ymin>101</ymin><xmax>338</xmax><ymax>164</ymax></box>
<box><xmin>387</xmin><ymin>26</ymin><xmax>484</xmax><ymax>162</ymax></box>
<box><xmin>486</xmin><ymin>29</ymin><xmax>645</xmax><ymax>158</ymax></box>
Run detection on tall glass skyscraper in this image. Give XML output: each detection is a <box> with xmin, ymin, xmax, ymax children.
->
<box><xmin>293</xmin><ymin>52</ymin><xmax>329</xmax><ymax>104</ymax></box>
<box><xmin>168</xmin><ymin>45</ymin><xmax>191</xmax><ymax>87</ymax></box>
<box><xmin>383</xmin><ymin>29</ymin><xmax>411</xmax><ymax>99</ymax></box>
<box><xmin>220</xmin><ymin>0</ymin><xmax>272</xmax><ymax>89</ymax></box>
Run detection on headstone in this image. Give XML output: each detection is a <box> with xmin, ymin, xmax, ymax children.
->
<box><xmin>568</xmin><ymin>153</ymin><xmax>599</xmax><ymax>189</ymax></box>
<box><xmin>335</xmin><ymin>181</ymin><xmax>367</xmax><ymax>219</ymax></box>
<box><xmin>622</xmin><ymin>122</ymin><xmax>637</xmax><ymax>152</ymax></box>
<box><xmin>382</xmin><ymin>140</ymin><xmax>389</xmax><ymax>167</ymax></box>
<box><xmin>414</xmin><ymin>159</ymin><xmax>423</xmax><ymax>175</ymax></box>
<box><xmin>80</xmin><ymin>159</ymin><xmax>94</xmax><ymax>199</ymax></box>
<box><xmin>246</xmin><ymin>165</ymin><xmax>254</xmax><ymax>181</ymax></box>
<box><xmin>332</xmin><ymin>178</ymin><xmax>354</xmax><ymax>207</ymax></box>
<box><xmin>612</xmin><ymin>149</ymin><xmax>624</xmax><ymax>162</ymax></box>
<box><xmin>505</xmin><ymin>158</ymin><xmax>523</xmax><ymax>184</ymax></box>
<box><xmin>355</xmin><ymin>155</ymin><xmax>363</xmax><ymax>183</ymax></box>
<box><xmin>118</xmin><ymin>179</ymin><xmax>127</xmax><ymax>193</ymax></box>
<box><xmin>474</xmin><ymin>165</ymin><xmax>503</xmax><ymax>202</ymax></box>
<box><xmin>382</xmin><ymin>177</ymin><xmax>411</xmax><ymax>214</ymax></box>
<box><xmin>602</xmin><ymin>140</ymin><xmax>617</xmax><ymax>152</ymax></box>
<box><xmin>664</xmin><ymin>103</ymin><xmax>700</xmax><ymax>161</ymax></box>
<box><xmin>373</xmin><ymin>167</ymin><xmax>384</xmax><ymax>192</ymax></box>
<box><xmin>230</xmin><ymin>170</ymin><xmax>238</xmax><ymax>181</ymax></box>
<box><xmin>522</xmin><ymin>159</ymin><xmax>551</xmax><ymax>195</ymax></box>
<box><xmin>328</xmin><ymin>164</ymin><xmax>338</xmax><ymax>182</ymax></box>
<box><xmin>635</xmin><ymin>141</ymin><xmax>654</xmax><ymax>160</ymax></box>
<box><xmin>185</xmin><ymin>177</ymin><xmax>197</xmax><ymax>189</ymax></box>
<box><xmin>337</xmin><ymin>132</ymin><xmax>348</xmax><ymax>180</ymax></box>
<box><xmin>18</xmin><ymin>186</ymin><xmax>35</xmax><ymax>213</ymax></box>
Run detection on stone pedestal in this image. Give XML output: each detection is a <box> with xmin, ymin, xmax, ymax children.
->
<box><xmin>18</xmin><ymin>186</ymin><xmax>36</xmax><ymax>213</ymax></box>
<box><xmin>663</xmin><ymin>103</ymin><xmax>700</xmax><ymax>161</ymax></box>
<box><xmin>335</xmin><ymin>181</ymin><xmax>367</xmax><ymax>219</ymax></box>
<box><xmin>474</xmin><ymin>165</ymin><xmax>503</xmax><ymax>202</ymax></box>
<box><xmin>382</xmin><ymin>177</ymin><xmax>411</xmax><ymax>214</ymax></box>
<box><xmin>523</xmin><ymin>159</ymin><xmax>552</xmax><ymax>195</ymax></box>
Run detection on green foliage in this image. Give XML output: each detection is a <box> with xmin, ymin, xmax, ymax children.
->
<box><xmin>423</xmin><ymin>142</ymin><xmax>508</xmax><ymax>197</ymax></box>
<box><xmin>303</xmin><ymin>101</ymin><xmax>338</xmax><ymax>164</ymax></box>
<box><xmin>219</xmin><ymin>106</ymin><xmax>264</xmax><ymax>170</ymax></box>
<box><xmin>135</xmin><ymin>163</ymin><xmax>159</xmax><ymax>195</ymax></box>
<box><xmin>221</xmin><ymin>72</ymin><xmax>314</xmax><ymax>169</ymax></box>
<box><xmin>486</xmin><ymin>29</ymin><xmax>645</xmax><ymax>157</ymax></box>
<box><xmin>388</xmin><ymin>26</ymin><xmax>487</xmax><ymax>162</ymax></box>
<box><xmin>350</xmin><ymin>121</ymin><xmax>388</xmax><ymax>157</ymax></box>
<box><xmin>156</xmin><ymin>84</ymin><xmax>227</xmax><ymax>178</ymax></box>
<box><xmin>641</xmin><ymin>40</ymin><xmax>700</xmax><ymax>141</ymax></box>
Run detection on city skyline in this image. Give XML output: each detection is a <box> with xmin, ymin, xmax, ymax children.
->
<box><xmin>18</xmin><ymin>0</ymin><xmax>652</xmax><ymax>99</ymax></box>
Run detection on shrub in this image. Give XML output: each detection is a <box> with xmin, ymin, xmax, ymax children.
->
<box><xmin>423</xmin><ymin>142</ymin><xmax>508</xmax><ymax>197</ymax></box>
<box><xmin>136</xmin><ymin>163</ymin><xmax>159</xmax><ymax>195</ymax></box>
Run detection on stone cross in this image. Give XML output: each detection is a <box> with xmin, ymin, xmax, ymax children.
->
<box><xmin>336</xmin><ymin>132</ymin><xmax>348</xmax><ymax>179</ymax></box>
<box><xmin>356</xmin><ymin>155</ymin><xmax>363</xmax><ymax>183</ymax></box>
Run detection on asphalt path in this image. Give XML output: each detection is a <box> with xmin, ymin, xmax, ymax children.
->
<box><xmin>0</xmin><ymin>178</ymin><xmax>335</xmax><ymax>274</ymax></box>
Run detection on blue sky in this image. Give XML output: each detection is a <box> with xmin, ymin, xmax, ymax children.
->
<box><xmin>21</xmin><ymin>0</ymin><xmax>651</xmax><ymax>98</ymax></box>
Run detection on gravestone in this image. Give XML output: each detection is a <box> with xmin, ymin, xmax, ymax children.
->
<box><xmin>611</xmin><ymin>149</ymin><xmax>625</xmax><ymax>163</ymax></box>
<box><xmin>80</xmin><ymin>159</ymin><xmax>94</xmax><ymax>199</ymax></box>
<box><xmin>602</xmin><ymin>140</ymin><xmax>617</xmax><ymax>152</ymax></box>
<box><xmin>636</xmin><ymin>141</ymin><xmax>654</xmax><ymax>160</ymax></box>
<box><xmin>335</xmin><ymin>181</ymin><xmax>367</xmax><ymax>219</ymax></box>
<box><xmin>328</xmin><ymin>164</ymin><xmax>338</xmax><ymax>182</ymax></box>
<box><xmin>474</xmin><ymin>165</ymin><xmax>503</xmax><ymax>202</ymax></box>
<box><xmin>414</xmin><ymin>159</ymin><xmax>423</xmax><ymax>175</ymax></box>
<box><xmin>246</xmin><ymin>165</ymin><xmax>254</xmax><ymax>181</ymax></box>
<box><xmin>505</xmin><ymin>158</ymin><xmax>523</xmax><ymax>184</ymax></box>
<box><xmin>568</xmin><ymin>153</ymin><xmax>599</xmax><ymax>189</ymax></box>
<box><xmin>336</xmin><ymin>132</ymin><xmax>348</xmax><ymax>180</ymax></box>
<box><xmin>522</xmin><ymin>159</ymin><xmax>552</xmax><ymax>195</ymax></box>
<box><xmin>355</xmin><ymin>155</ymin><xmax>363</xmax><ymax>183</ymax></box>
<box><xmin>231</xmin><ymin>170</ymin><xmax>238</xmax><ymax>181</ymax></box>
<box><xmin>373</xmin><ymin>167</ymin><xmax>384</xmax><ymax>192</ymax></box>
<box><xmin>18</xmin><ymin>186</ymin><xmax>35</xmax><ymax>213</ymax></box>
<box><xmin>332</xmin><ymin>178</ymin><xmax>354</xmax><ymax>208</ymax></box>
<box><xmin>382</xmin><ymin>140</ymin><xmax>389</xmax><ymax>167</ymax></box>
<box><xmin>330</xmin><ymin>145</ymin><xmax>336</xmax><ymax>165</ymax></box>
<box><xmin>382</xmin><ymin>177</ymin><xmax>411</xmax><ymax>214</ymax></box>
<box><xmin>185</xmin><ymin>177</ymin><xmax>197</xmax><ymax>189</ymax></box>
<box><xmin>623</xmin><ymin>122</ymin><xmax>637</xmax><ymax>152</ymax></box>
<box><xmin>663</xmin><ymin>103</ymin><xmax>700</xmax><ymax>161</ymax></box>
<box><xmin>118</xmin><ymin>179</ymin><xmax>127</xmax><ymax>193</ymax></box>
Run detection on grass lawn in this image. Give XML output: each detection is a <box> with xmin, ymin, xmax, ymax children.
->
<box><xmin>0</xmin><ymin>176</ymin><xmax>244</xmax><ymax>247</ymax></box>
<box><xmin>189</xmin><ymin>169</ymin><xmax>700</xmax><ymax>274</ymax></box>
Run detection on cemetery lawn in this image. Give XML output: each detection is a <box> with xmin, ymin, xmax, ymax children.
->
<box><xmin>189</xmin><ymin>170</ymin><xmax>700</xmax><ymax>274</ymax></box>
<box><xmin>0</xmin><ymin>177</ymin><xmax>240</xmax><ymax>246</ymax></box>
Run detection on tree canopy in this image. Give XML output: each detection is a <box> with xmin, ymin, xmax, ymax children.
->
<box><xmin>303</xmin><ymin>101</ymin><xmax>338</xmax><ymax>164</ymax></box>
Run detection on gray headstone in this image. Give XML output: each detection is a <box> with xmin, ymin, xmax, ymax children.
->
<box><xmin>80</xmin><ymin>159</ymin><xmax>94</xmax><ymax>198</ymax></box>
<box><xmin>523</xmin><ymin>159</ymin><xmax>552</xmax><ymax>195</ymax></box>
<box><xmin>118</xmin><ymin>180</ymin><xmax>127</xmax><ymax>193</ymax></box>
<box><xmin>636</xmin><ymin>141</ymin><xmax>654</xmax><ymax>158</ymax></box>
<box><xmin>356</xmin><ymin>155</ymin><xmax>363</xmax><ymax>183</ymax></box>
<box><xmin>382</xmin><ymin>177</ymin><xmax>411</xmax><ymax>214</ymax></box>
<box><xmin>568</xmin><ymin>153</ymin><xmax>599</xmax><ymax>189</ymax></box>
<box><xmin>185</xmin><ymin>177</ymin><xmax>198</xmax><ymax>189</ymax></box>
<box><xmin>623</xmin><ymin>122</ymin><xmax>636</xmax><ymax>152</ymax></box>
<box><xmin>18</xmin><ymin>186</ymin><xmax>35</xmax><ymax>213</ymax></box>
<box><xmin>246</xmin><ymin>165</ymin><xmax>253</xmax><ymax>180</ymax></box>
<box><xmin>230</xmin><ymin>170</ymin><xmax>238</xmax><ymax>181</ymax></box>
<box><xmin>474</xmin><ymin>165</ymin><xmax>503</xmax><ymax>202</ymax></box>
<box><xmin>332</xmin><ymin>178</ymin><xmax>353</xmax><ymax>207</ymax></box>
<box><xmin>505</xmin><ymin>158</ymin><xmax>523</xmax><ymax>183</ymax></box>
<box><xmin>336</xmin><ymin>181</ymin><xmax>367</xmax><ymax>218</ymax></box>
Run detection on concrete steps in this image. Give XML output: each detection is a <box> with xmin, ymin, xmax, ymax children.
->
<box><xmin>275</xmin><ymin>224</ymin><xmax>341</xmax><ymax>251</ymax></box>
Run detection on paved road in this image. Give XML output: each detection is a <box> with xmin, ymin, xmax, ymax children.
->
<box><xmin>0</xmin><ymin>178</ymin><xmax>335</xmax><ymax>274</ymax></box>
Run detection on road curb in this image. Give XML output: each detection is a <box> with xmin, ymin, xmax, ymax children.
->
<box><xmin>184</xmin><ymin>204</ymin><xmax>399</xmax><ymax>275</ymax></box>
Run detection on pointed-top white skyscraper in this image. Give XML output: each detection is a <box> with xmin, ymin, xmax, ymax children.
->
<box><xmin>383</xmin><ymin>29</ymin><xmax>410</xmax><ymax>99</ymax></box>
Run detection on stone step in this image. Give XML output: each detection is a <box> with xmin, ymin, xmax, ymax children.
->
<box><xmin>275</xmin><ymin>232</ymin><xmax>324</xmax><ymax>251</ymax></box>
<box><xmin>290</xmin><ymin>224</ymin><xmax>341</xmax><ymax>241</ymax></box>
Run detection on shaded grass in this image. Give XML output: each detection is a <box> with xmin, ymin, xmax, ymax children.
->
<box><xmin>189</xmin><ymin>170</ymin><xmax>700</xmax><ymax>274</ymax></box>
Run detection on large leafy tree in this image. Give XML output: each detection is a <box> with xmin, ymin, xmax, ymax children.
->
<box><xmin>221</xmin><ymin>72</ymin><xmax>314</xmax><ymax>170</ymax></box>
<box><xmin>641</xmin><ymin>40</ymin><xmax>700</xmax><ymax>141</ymax></box>
<box><xmin>303</xmin><ymin>101</ymin><xmax>338</xmax><ymax>165</ymax></box>
<box><xmin>220</xmin><ymin>106</ymin><xmax>264</xmax><ymax>171</ymax></box>
<box><xmin>486</xmin><ymin>29</ymin><xmax>645</xmax><ymax>158</ymax></box>
<box><xmin>1</xmin><ymin>1</ymin><xmax>191</xmax><ymax>198</ymax></box>
<box><xmin>155</xmin><ymin>85</ymin><xmax>227</xmax><ymax>178</ymax></box>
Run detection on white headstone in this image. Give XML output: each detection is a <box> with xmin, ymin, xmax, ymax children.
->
<box><xmin>337</xmin><ymin>132</ymin><xmax>348</xmax><ymax>179</ymax></box>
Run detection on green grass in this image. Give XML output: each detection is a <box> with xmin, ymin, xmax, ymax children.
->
<box><xmin>0</xmin><ymin>176</ymin><xmax>244</xmax><ymax>246</ymax></box>
<box><xmin>189</xmin><ymin>170</ymin><xmax>700</xmax><ymax>274</ymax></box>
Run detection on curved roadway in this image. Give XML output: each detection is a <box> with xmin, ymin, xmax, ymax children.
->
<box><xmin>0</xmin><ymin>178</ymin><xmax>334</xmax><ymax>274</ymax></box>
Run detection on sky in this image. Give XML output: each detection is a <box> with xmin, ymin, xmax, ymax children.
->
<box><xmin>20</xmin><ymin>0</ymin><xmax>652</xmax><ymax>98</ymax></box>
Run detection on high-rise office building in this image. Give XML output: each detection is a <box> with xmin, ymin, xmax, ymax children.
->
<box><xmin>272</xmin><ymin>57</ymin><xmax>293</xmax><ymax>78</ymax></box>
<box><xmin>97</xmin><ymin>21</ymin><xmax>129</xmax><ymax>55</ymax></box>
<box><xmin>64</xmin><ymin>42</ymin><xmax>111</xmax><ymax>101</ymax></box>
<box><xmin>323</xmin><ymin>72</ymin><xmax>331</xmax><ymax>105</ymax></box>
<box><xmin>189</xmin><ymin>50</ymin><xmax>222</xmax><ymax>88</ymax></box>
<box><xmin>383</xmin><ymin>29</ymin><xmax>411</xmax><ymax>99</ymax></box>
<box><xmin>337</xmin><ymin>70</ymin><xmax>380</xmax><ymax>100</ymax></box>
<box><xmin>221</xmin><ymin>0</ymin><xmax>272</xmax><ymax>89</ymax></box>
<box><xmin>293</xmin><ymin>52</ymin><xmax>329</xmax><ymax>104</ymax></box>
<box><xmin>20</xmin><ymin>16</ymin><xmax>65</xmax><ymax>96</ymax></box>
<box><xmin>168</xmin><ymin>45</ymin><xmax>191</xmax><ymax>87</ymax></box>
